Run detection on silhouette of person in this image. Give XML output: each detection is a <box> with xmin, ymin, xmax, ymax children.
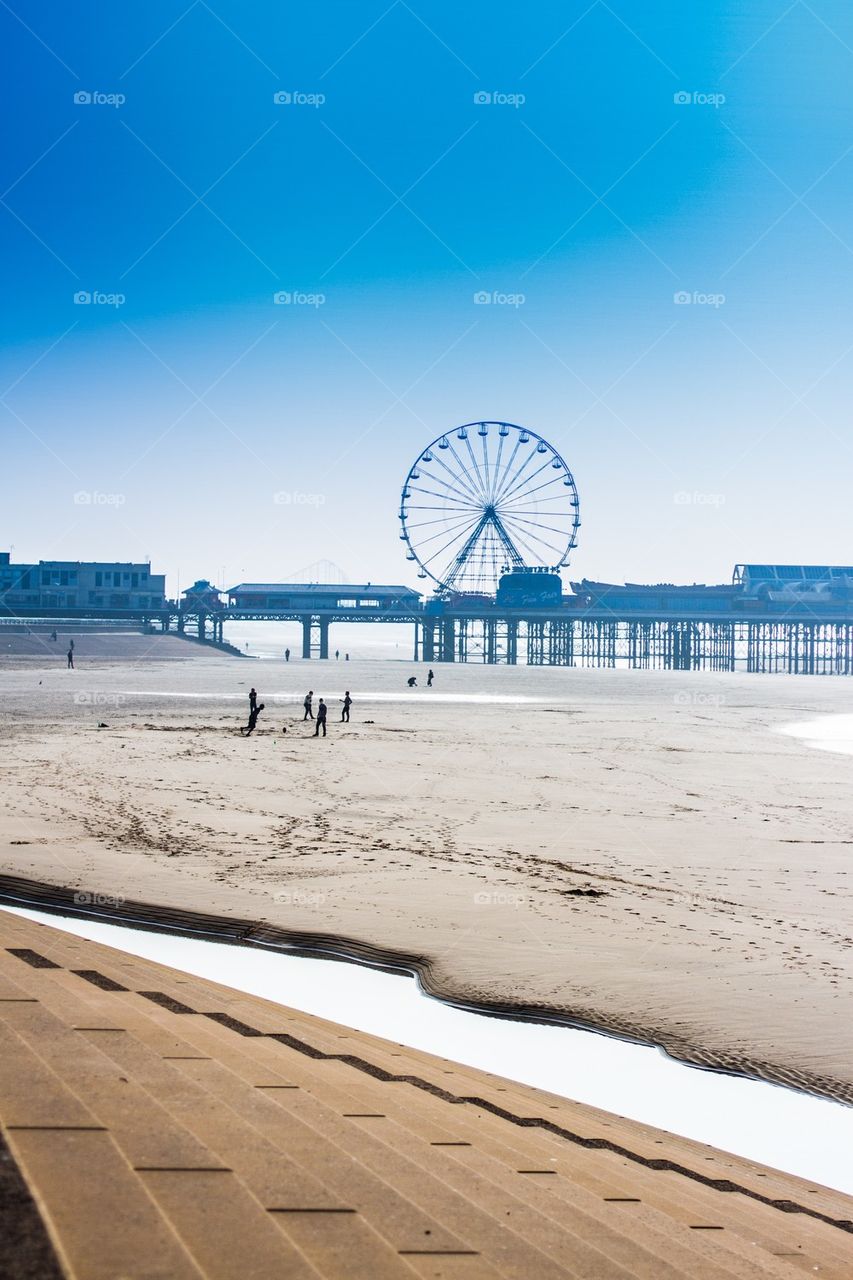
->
<box><xmin>341</xmin><ymin>691</ymin><xmax>352</xmax><ymax>722</ymax></box>
<box><xmin>249</xmin><ymin>687</ymin><xmax>257</xmax><ymax>713</ymax></box>
<box><xmin>345</xmin><ymin>652</ymin><xmax>349</xmax><ymax>661</ymax></box>
<box><xmin>313</xmin><ymin>698</ymin><xmax>327</xmax><ymax>737</ymax></box>
<box><xmin>303</xmin><ymin>691</ymin><xmax>314</xmax><ymax>720</ymax></box>
<box><xmin>284</xmin><ymin>648</ymin><xmax>290</xmax><ymax>662</ymax></box>
<box><xmin>335</xmin><ymin>649</ymin><xmax>340</xmax><ymax>660</ymax></box>
<box><xmin>67</xmin><ymin>647</ymin><xmax>74</xmax><ymax>669</ymax></box>
<box><xmin>407</xmin><ymin>676</ymin><xmax>417</xmax><ymax>688</ymax></box>
<box><xmin>242</xmin><ymin>702</ymin><xmax>265</xmax><ymax>736</ymax></box>
<box><xmin>427</xmin><ymin>669</ymin><xmax>434</xmax><ymax>687</ymax></box>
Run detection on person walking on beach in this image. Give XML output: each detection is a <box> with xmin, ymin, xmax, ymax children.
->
<box><xmin>284</xmin><ymin>648</ymin><xmax>290</xmax><ymax>662</ymax></box>
<box><xmin>341</xmin><ymin>691</ymin><xmax>352</xmax><ymax>722</ymax></box>
<box><xmin>66</xmin><ymin>646</ymin><xmax>74</xmax><ymax>669</ymax></box>
<box><xmin>303</xmin><ymin>690</ymin><xmax>314</xmax><ymax>720</ymax></box>
<box><xmin>249</xmin><ymin>687</ymin><xmax>257</xmax><ymax>714</ymax></box>
<box><xmin>313</xmin><ymin>698</ymin><xmax>327</xmax><ymax>737</ymax></box>
<box><xmin>335</xmin><ymin>649</ymin><xmax>340</xmax><ymax>660</ymax></box>
<box><xmin>427</xmin><ymin>668</ymin><xmax>434</xmax><ymax>687</ymax></box>
<box><xmin>242</xmin><ymin>702</ymin><xmax>265</xmax><ymax>736</ymax></box>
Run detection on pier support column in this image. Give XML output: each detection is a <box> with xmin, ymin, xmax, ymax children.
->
<box><xmin>413</xmin><ymin>622</ymin><xmax>420</xmax><ymax>661</ymax></box>
<box><xmin>301</xmin><ymin>616</ymin><xmax>311</xmax><ymax>659</ymax></box>
<box><xmin>423</xmin><ymin>622</ymin><xmax>435</xmax><ymax>663</ymax></box>
<box><xmin>507</xmin><ymin>619</ymin><xmax>518</xmax><ymax>665</ymax></box>
<box><xmin>319</xmin><ymin>618</ymin><xmax>329</xmax><ymax>660</ymax></box>
<box><xmin>440</xmin><ymin>618</ymin><xmax>455</xmax><ymax>662</ymax></box>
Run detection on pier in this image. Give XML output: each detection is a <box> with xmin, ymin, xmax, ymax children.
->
<box><xmin>3</xmin><ymin>556</ymin><xmax>853</xmax><ymax>673</ymax></box>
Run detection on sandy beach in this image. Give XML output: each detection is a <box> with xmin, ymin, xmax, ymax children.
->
<box><xmin>2</xmin><ymin>631</ymin><xmax>852</xmax><ymax>1104</ymax></box>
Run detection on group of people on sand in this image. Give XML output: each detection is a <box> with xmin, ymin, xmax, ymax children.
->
<box><xmin>407</xmin><ymin>668</ymin><xmax>434</xmax><ymax>688</ymax></box>
<box><xmin>241</xmin><ymin>686</ymin><xmax>352</xmax><ymax>738</ymax></box>
<box><xmin>241</xmin><ymin>665</ymin><xmax>435</xmax><ymax>737</ymax></box>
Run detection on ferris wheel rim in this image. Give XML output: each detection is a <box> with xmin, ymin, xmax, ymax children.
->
<box><xmin>399</xmin><ymin>421</ymin><xmax>580</xmax><ymax>593</ymax></box>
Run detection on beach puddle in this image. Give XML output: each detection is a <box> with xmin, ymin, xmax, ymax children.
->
<box><xmin>5</xmin><ymin>904</ymin><xmax>853</xmax><ymax>1195</ymax></box>
<box><xmin>778</xmin><ymin>713</ymin><xmax>853</xmax><ymax>756</ymax></box>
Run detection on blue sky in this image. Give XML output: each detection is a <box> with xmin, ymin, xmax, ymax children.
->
<box><xmin>2</xmin><ymin>1</ymin><xmax>852</xmax><ymax>594</ymax></box>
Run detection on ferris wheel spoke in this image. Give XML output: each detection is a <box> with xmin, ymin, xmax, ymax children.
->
<box><xmin>495</xmin><ymin>521</ymin><xmax>560</xmax><ymax>564</ymax></box>
<box><xmin>462</xmin><ymin>432</ymin><xmax>490</xmax><ymax>499</ymax></box>
<box><xmin>498</xmin><ymin>473</ymin><xmax>574</xmax><ymax>507</ymax></box>
<box><xmin>420</xmin><ymin>516</ymin><xmax>488</xmax><ymax>572</ymax></box>
<box><xmin>406</xmin><ymin>485</ymin><xmax>482</xmax><ymax>510</ymax></box>
<box><xmin>492</xmin><ymin>433</ymin><xmax>524</xmax><ymax>502</ymax></box>
<box><xmin>416</xmin><ymin>459</ymin><xmax>483</xmax><ymax>505</ymax></box>
<box><xmin>410</xmin><ymin>509</ymin><xmax>482</xmax><ymax>544</ymax></box>
<box><xmin>491</xmin><ymin>441</ymin><xmax>541</xmax><ymax>506</ymax></box>
<box><xmin>427</xmin><ymin>460</ymin><xmax>483</xmax><ymax>508</ymax></box>
<box><xmin>438</xmin><ymin>437</ymin><xmax>484</xmax><ymax>501</ymax></box>
<box><xmin>402</xmin><ymin>513</ymin><xmax>483</xmax><ymax>537</ymax></box>
<box><xmin>498</xmin><ymin>514</ymin><xmax>566</xmax><ymax>561</ymax></box>
<box><xmin>499</xmin><ymin>511</ymin><xmax>574</xmax><ymax>541</ymax></box>
<box><xmin>489</xmin><ymin>430</ymin><xmax>506</xmax><ymax>503</ymax></box>
<box><xmin>481</xmin><ymin>430</ymin><xmax>491</xmax><ymax>501</ymax></box>
<box><xmin>404</xmin><ymin>504</ymin><xmax>482</xmax><ymax>518</ymax></box>
<box><xmin>413</xmin><ymin>514</ymin><xmax>484</xmax><ymax>557</ymax></box>
<box><xmin>498</xmin><ymin>455</ymin><xmax>556</xmax><ymax>506</ymax></box>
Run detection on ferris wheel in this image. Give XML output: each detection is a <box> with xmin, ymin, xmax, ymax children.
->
<box><xmin>399</xmin><ymin>422</ymin><xmax>581</xmax><ymax>594</ymax></box>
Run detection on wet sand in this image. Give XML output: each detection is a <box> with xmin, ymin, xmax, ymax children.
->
<box><xmin>2</xmin><ymin>633</ymin><xmax>852</xmax><ymax>1102</ymax></box>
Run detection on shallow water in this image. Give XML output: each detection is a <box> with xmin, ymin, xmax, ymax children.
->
<box><xmin>778</xmin><ymin>714</ymin><xmax>853</xmax><ymax>756</ymax></box>
<box><xmin>6</xmin><ymin>905</ymin><xmax>853</xmax><ymax>1196</ymax></box>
